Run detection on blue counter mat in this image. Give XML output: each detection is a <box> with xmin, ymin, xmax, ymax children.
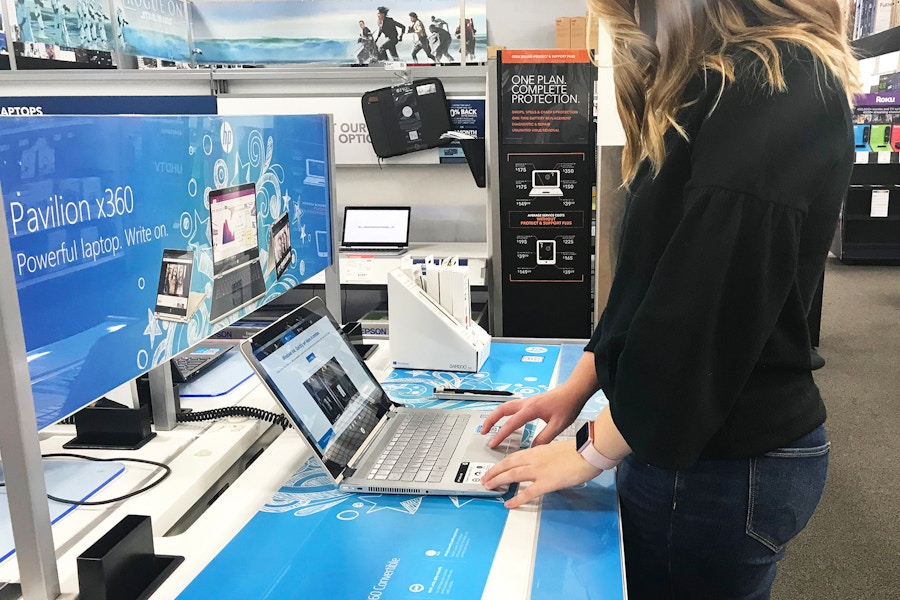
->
<box><xmin>382</xmin><ymin>342</ymin><xmax>561</xmax><ymax>410</ymax></box>
<box><xmin>179</xmin><ymin>424</ymin><xmax>536</xmax><ymax>600</ymax></box>
<box><xmin>532</xmin><ymin>469</ymin><xmax>624</xmax><ymax>600</ymax></box>
<box><xmin>177</xmin><ymin>350</ymin><xmax>254</xmax><ymax>398</ymax></box>
<box><xmin>1</xmin><ymin>460</ymin><xmax>125</xmax><ymax>563</ymax></box>
<box><xmin>531</xmin><ymin>343</ymin><xmax>622</xmax><ymax>599</ymax></box>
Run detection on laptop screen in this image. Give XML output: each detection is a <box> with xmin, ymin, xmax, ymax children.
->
<box><xmin>209</xmin><ymin>183</ymin><xmax>260</xmax><ymax>272</ymax></box>
<box><xmin>245</xmin><ymin>298</ymin><xmax>393</xmax><ymax>478</ymax></box>
<box><xmin>532</xmin><ymin>170</ymin><xmax>560</xmax><ymax>188</ymax></box>
<box><xmin>155</xmin><ymin>249</ymin><xmax>194</xmax><ymax>318</ymax></box>
<box><xmin>307</xmin><ymin>159</ymin><xmax>326</xmax><ymax>179</ymax></box>
<box><xmin>269</xmin><ymin>211</ymin><xmax>292</xmax><ymax>278</ymax></box>
<box><xmin>341</xmin><ymin>206</ymin><xmax>410</xmax><ymax>247</ymax></box>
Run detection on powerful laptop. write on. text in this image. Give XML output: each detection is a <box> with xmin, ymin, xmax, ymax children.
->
<box><xmin>208</xmin><ymin>182</ymin><xmax>266</xmax><ymax>322</ymax></box>
<box><xmin>340</xmin><ymin>206</ymin><xmax>410</xmax><ymax>255</ymax></box>
<box><xmin>240</xmin><ymin>296</ymin><xmax>525</xmax><ymax>496</ymax></box>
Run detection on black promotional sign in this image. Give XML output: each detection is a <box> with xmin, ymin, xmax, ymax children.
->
<box><xmin>497</xmin><ymin>49</ymin><xmax>594</xmax><ymax>338</ymax></box>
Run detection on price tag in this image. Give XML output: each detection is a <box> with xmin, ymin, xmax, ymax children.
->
<box><xmin>871</xmin><ymin>189</ymin><xmax>890</xmax><ymax>218</ymax></box>
<box><xmin>342</xmin><ymin>255</ymin><xmax>375</xmax><ymax>282</ymax></box>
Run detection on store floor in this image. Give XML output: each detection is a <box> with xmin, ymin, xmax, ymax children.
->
<box><xmin>773</xmin><ymin>257</ymin><xmax>900</xmax><ymax>600</ymax></box>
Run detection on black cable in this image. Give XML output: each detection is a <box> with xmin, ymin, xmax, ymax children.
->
<box><xmin>6</xmin><ymin>409</ymin><xmax>289</xmax><ymax>505</ymax></box>
<box><xmin>38</xmin><ymin>453</ymin><xmax>172</xmax><ymax>506</ymax></box>
<box><xmin>176</xmin><ymin>406</ymin><xmax>292</xmax><ymax>429</ymax></box>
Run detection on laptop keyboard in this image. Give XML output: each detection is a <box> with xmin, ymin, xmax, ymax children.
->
<box><xmin>210</xmin><ymin>262</ymin><xmax>265</xmax><ymax>321</ymax></box>
<box><xmin>367</xmin><ymin>412</ymin><xmax>469</xmax><ymax>483</ymax></box>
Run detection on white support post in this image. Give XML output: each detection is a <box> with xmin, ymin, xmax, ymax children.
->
<box><xmin>459</xmin><ymin>0</ymin><xmax>467</xmax><ymax>66</ymax></box>
<box><xmin>322</xmin><ymin>114</ymin><xmax>342</xmax><ymax>324</ymax></box>
<box><xmin>0</xmin><ymin>185</ymin><xmax>61</xmax><ymax>598</ymax></box>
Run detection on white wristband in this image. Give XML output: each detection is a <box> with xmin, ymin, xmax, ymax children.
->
<box><xmin>578</xmin><ymin>439</ymin><xmax>622</xmax><ymax>471</ymax></box>
<box><xmin>575</xmin><ymin>420</ymin><xmax>622</xmax><ymax>471</ymax></box>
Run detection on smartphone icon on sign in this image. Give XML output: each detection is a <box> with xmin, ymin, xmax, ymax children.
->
<box><xmin>537</xmin><ymin>240</ymin><xmax>556</xmax><ymax>265</ymax></box>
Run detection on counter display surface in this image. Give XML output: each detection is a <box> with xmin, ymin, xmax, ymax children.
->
<box><xmin>0</xmin><ymin>341</ymin><xmax>624</xmax><ymax>600</ymax></box>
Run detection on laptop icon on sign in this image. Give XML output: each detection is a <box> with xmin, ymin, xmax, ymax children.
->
<box><xmin>208</xmin><ymin>182</ymin><xmax>266</xmax><ymax>323</ymax></box>
<box><xmin>303</xmin><ymin>159</ymin><xmax>327</xmax><ymax>187</ymax></box>
<box><xmin>529</xmin><ymin>169</ymin><xmax>563</xmax><ymax>197</ymax></box>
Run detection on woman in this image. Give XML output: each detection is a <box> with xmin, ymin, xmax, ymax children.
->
<box><xmin>480</xmin><ymin>1</ymin><xmax>858</xmax><ymax>598</ymax></box>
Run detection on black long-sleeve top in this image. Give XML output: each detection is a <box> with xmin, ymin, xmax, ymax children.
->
<box><xmin>585</xmin><ymin>45</ymin><xmax>853</xmax><ymax>469</ymax></box>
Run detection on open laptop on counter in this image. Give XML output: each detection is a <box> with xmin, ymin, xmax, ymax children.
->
<box><xmin>240</xmin><ymin>296</ymin><xmax>525</xmax><ymax>496</ymax></box>
<box><xmin>339</xmin><ymin>206</ymin><xmax>410</xmax><ymax>255</ymax></box>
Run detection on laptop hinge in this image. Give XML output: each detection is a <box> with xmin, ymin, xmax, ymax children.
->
<box><xmin>342</xmin><ymin>408</ymin><xmax>398</xmax><ymax>479</ymax></box>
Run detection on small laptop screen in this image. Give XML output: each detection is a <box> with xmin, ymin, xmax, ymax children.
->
<box><xmin>247</xmin><ymin>299</ymin><xmax>393</xmax><ymax>478</ymax></box>
<box><xmin>269</xmin><ymin>212</ymin><xmax>292</xmax><ymax>278</ymax></box>
<box><xmin>532</xmin><ymin>170</ymin><xmax>560</xmax><ymax>188</ymax></box>
<box><xmin>307</xmin><ymin>159</ymin><xmax>326</xmax><ymax>179</ymax></box>
<box><xmin>341</xmin><ymin>207</ymin><xmax>410</xmax><ymax>247</ymax></box>
<box><xmin>209</xmin><ymin>183</ymin><xmax>259</xmax><ymax>271</ymax></box>
<box><xmin>155</xmin><ymin>249</ymin><xmax>194</xmax><ymax>317</ymax></box>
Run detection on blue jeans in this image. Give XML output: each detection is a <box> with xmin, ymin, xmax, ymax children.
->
<box><xmin>616</xmin><ymin>425</ymin><xmax>829</xmax><ymax>600</ymax></box>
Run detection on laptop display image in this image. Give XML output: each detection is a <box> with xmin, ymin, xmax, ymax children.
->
<box><xmin>340</xmin><ymin>206</ymin><xmax>411</xmax><ymax>254</ymax></box>
<box><xmin>154</xmin><ymin>249</ymin><xmax>205</xmax><ymax>323</ymax></box>
<box><xmin>303</xmin><ymin>159</ymin><xmax>327</xmax><ymax>187</ymax></box>
<box><xmin>240</xmin><ymin>296</ymin><xmax>526</xmax><ymax>496</ymax></box>
<box><xmin>265</xmin><ymin>211</ymin><xmax>293</xmax><ymax>279</ymax></box>
<box><xmin>529</xmin><ymin>169</ymin><xmax>563</xmax><ymax>197</ymax></box>
<box><xmin>315</xmin><ymin>230</ymin><xmax>330</xmax><ymax>258</ymax></box>
<box><xmin>208</xmin><ymin>182</ymin><xmax>266</xmax><ymax>322</ymax></box>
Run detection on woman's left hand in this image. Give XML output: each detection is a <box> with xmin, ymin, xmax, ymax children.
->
<box><xmin>481</xmin><ymin>441</ymin><xmax>603</xmax><ymax>509</ymax></box>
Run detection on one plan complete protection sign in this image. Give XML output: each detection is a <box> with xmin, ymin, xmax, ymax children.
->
<box><xmin>496</xmin><ymin>49</ymin><xmax>595</xmax><ymax>338</ymax></box>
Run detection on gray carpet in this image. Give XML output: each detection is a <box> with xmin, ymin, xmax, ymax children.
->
<box><xmin>773</xmin><ymin>257</ymin><xmax>900</xmax><ymax>600</ymax></box>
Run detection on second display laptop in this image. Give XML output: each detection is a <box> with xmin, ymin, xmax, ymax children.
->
<box><xmin>208</xmin><ymin>182</ymin><xmax>266</xmax><ymax>322</ymax></box>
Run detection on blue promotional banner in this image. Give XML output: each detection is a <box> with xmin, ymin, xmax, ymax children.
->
<box><xmin>111</xmin><ymin>0</ymin><xmax>192</xmax><ymax>62</ymax></box>
<box><xmin>0</xmin><ymin>114</ymin><xmax>333</xmax><ymax>428</ymax></box>
<box><xmin>189</xmin><ymin>0</ymin><xmax>487</xmax><ymax>65</ymax></box>
<box><xmin>0</xmin><ymin>95</ymin><xmax>216</xmax><ymax>116</ymax></box>
<box><xmin>382</xmin><ymin>342</ymin><xmax>561</xmax><ymax>409</ymax></box>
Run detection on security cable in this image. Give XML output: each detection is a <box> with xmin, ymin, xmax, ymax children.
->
<box><xmin>0</xmin><ymin>454</ymin><xmax>173</xmax><ymax>506</ymax></box>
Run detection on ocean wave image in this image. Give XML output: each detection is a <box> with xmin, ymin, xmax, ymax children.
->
<box><xmin>122</xmin><ymin>28</ymin><xmax>192</xmax><ymax>62</ymax></box>
<box><xmin>195</xmin><ymin>37</ymin><xmax>352</xmax><ymax>64</ymax></box>
<box><xmin>194</xmin><ymin>33</ymin><xmax>488</xmax><ymax>65</ymax></box>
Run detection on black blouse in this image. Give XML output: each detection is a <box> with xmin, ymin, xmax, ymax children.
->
<box><xmin>585</xmin><ymin>45</ymin><xmax>853</xmax><ymax>468</ymax></box>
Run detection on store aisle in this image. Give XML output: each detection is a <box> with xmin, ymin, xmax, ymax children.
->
<box><xmin>774</xmin><ymin>257</ymin><xmax>900</xmax><ymax>600</ymax></box>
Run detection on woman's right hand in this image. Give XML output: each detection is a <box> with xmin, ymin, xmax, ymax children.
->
<box><xmin>480</xmin><ymin>385</ymin><xmax>586</xmax><ymax>449</ymax></box>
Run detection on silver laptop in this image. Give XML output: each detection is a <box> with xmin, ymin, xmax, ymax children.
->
<box><xmin>240</xmin><ymin>296</ymin><xmax>524</xmax><ymax>496</ymax></box>
<box><xmin>339</xmin><ymin>206</ymin><xmax>410</xmax><ymax>255</ymax></box>
<box><xmin>208</xmin><ymin>183</ymin><xmax>266</xmax><ymax>322</ymax></box>
<box><xmin>529</xmin><ymin>169</ymin><xmax>564</xmax><ymax>197</ymax></box>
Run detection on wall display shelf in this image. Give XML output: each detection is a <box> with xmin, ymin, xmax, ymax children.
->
<box><xmin>853</xmin><ymin>26</ymin><xmax>900</xmax><ymax>57</ymax></box>
<box><xmin>832</xmin><ymin>159</ymin><xmax>900</xmax><ymax>265</ymax></box>
<box><xmin>0</xmin><ymin>65</ymin><xmax>488</xmax><ymax>99</ymax></box>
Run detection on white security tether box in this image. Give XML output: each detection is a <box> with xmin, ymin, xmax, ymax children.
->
<box><xmin>387</xmin><ymin>268</ymin><xmax>490</xmax><ymax>372</ymax></box>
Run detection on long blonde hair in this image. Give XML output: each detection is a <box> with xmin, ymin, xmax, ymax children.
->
<box><xmin>587</xmin><ymin>0</ymin><xmax>860</xmax><ymax>185</ymax></box>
